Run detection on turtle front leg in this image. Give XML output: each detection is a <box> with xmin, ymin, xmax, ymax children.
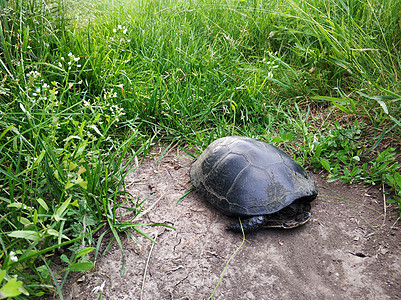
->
<box><xmin>227</xmin><ymin>216</ymin><xmax>266</xmax><ymax>233</ymax></box>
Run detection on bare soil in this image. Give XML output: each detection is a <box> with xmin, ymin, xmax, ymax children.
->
<box><xmin>64</xmin><ymin>146</ymin><xmax>401</xmax><ymax>300</ymax></box>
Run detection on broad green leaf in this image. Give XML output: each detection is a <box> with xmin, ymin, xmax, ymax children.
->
<box><xmin>68</xmin><ymin>261</ymin><xmax>94</xmax><ymax>272</ymax></box>
<box><xmin>46</xmin><ymin>229</ymin><xmax>59</xmax><ymax>237</ymax></box>
<box><xmin>53</xmin><ymin>196</ymin><xmax>71</xmax><ymax>221</ymax></box>
<box><xmin>376</xmin><ymin>99</ymin><xmax>388</xmax><ymax>114</ymax></box>
<box><xmin>349</xmin><ymin>98</ymin><xmax>356</xmax><ymax>113</ymax></box>
<box><xmin>65</xmin><ymin>181</ymin><xmax>75</xmax><ymax>190</ymax></box>
<box><xmin>7</xmin><ymin>230</ymin><xmax>40</xmax><ymax>241</ymax></box>
<box><xmin>320</xmin><ymin>158</ymin><xmax>331</xmax><ymax>172</ymax></box>
<box><xmin>64</xmin><ymin>135</ymin><xmax>81</xmax><ymax>143</ymax></box>
<box><xmin>357</xmin><ymin>92</ymin><xmax>398</xmax><ymax>101</ymax></box>
<box><xmin>351</xmin><ymin>156</ymin><xmax>360</xmax><ymax>162</ymax></box>
<box><xmin>0</xmin><ymin>277</ymin><xmax>22</xmax><ymax>299</ymax></box>
<box><xmin>68</xmin><ymin>162</ymin><xmax>78</xmax><ymax>171</ymax></box>
<box><xmin>37</xmin><ymin>198</ymin><xmax>49</xmax><ymax>212</ymax></box>
<box><xmin>386</xmin><ymin>173</ymin><xmax>401</xmax><ymax>188</ymax></box>
<box><xmin>394</xmin><ymin>172</ymin><xmax>401</xmax><ymax>187</ymax></box>
<box><xmin>75</xmin><ymin>247</ymin><xmax>95</xmax><ymax>260</ymax></box>
<box><xmin>18</xmin><ymin>217</ymin><xmax>31</xmax><ymax>226</ymax></box>
<box><xmin>76</xmin><ymin>142</ymin><xmax>87</xmax><ymax>157</ymax></box>
<box><xmin>314</xmin><ymin>145</ymin><xmax>322</xmax><ymax>159</ymax></box>
<box><xmin>33</xmin><ymin>150</ymin><xmax>46</xmax><ymax>167</ymax></box>
<box><xmin>60</xmin><ymin>254</ymin><xmax>70</xmax><ymax>264</ymax></box>
<box><xmin>327</xmin><ymin>177</ymin><xmax>339</xmax><ymax>183</ymax></box>
<box><xmin>89</xmin><ymin>124</ymin><xmax>104</xmax><ymax>137</ymax></box>
<box><xmin>332</xmin><ymin>101</ymin><xmax>352</xmax><ymax>114</ymax></box>
<box><xmin>7</xmin><ymin>203</ymin><xmax>32</xmax><ymax>210</ymax></box>
<box><xmin>0</xmin><ymin>270</ymin><xmax>6</xmax><ymax>283</ymax></box>
<box><xmin>357</xmin><ymin>92</ymin><xmax>397</xmax><ymax>115</ymax></box>
<box><xmin>2</xmin><ymin>273</ymin><xmax>29</xmax><ymax>296</ymax></box>
<box><xmin>74</xmin><ymin>176</ymin><xmax>87</xmax><ymax>190</ymax></box>
<box><xmin>53</xmin><ymin>169</ymin><xmax>59</xmax><ymax>180</ymax></box>
<box><xmin>18</xmin><ymin>285</ymin><xmax>29</xmax><ymax>296</ymax></box>
<box><xmin>36</xmin><ymin>265</ymin><xmax>49</xmax><ymax>279</ymax></box>
<box><xmin>271</xmin><ymin>137</ymin><xmax>283</xmax><ymax>143</ymax></box>
<box><xmin>46</xmin><ymin>228</ymin><xmax>69</xmax><ymax>240</ymax></box>
<box><xmin>93</xmin><ymin>113</ymin><xmax>101</xmax><ymax>123</ymax></box>
<box><xmin>78</xmin><ymin>120</ymin><xmax>87</xmax><ymax>137</ymax></box>
<box><xmin>33</xmin><ymin>209</ymin><xmax>38</xmax><ymax>224</ymax></box>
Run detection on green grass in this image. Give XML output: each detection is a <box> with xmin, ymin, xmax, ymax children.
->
<box><xmin>1</xmin><ymin>0</ymin><xmax>400</xmax><ymax>297</ymax></box>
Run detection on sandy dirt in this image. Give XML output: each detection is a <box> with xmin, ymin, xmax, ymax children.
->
<box><xmin>64</xmin><ymin>146</ymin><xmax>401</xmax><ymax>300</ymax></box>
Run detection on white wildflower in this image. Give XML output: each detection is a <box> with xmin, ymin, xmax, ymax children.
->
<box><xmin>27</xmin><ymin>70</ymin><xmax>41</xmax><ymax>79</ymax></box>
<box><xmin>92</xmin><ymin>280</ymin><xmax>106</xmax><ymax>293</ymax></box>
<box><xmin>117</xmin><ymin>24</ymin><xmax>122</xmax><ymax>30</ymax></box>
<box><xmin>113</xmin><ymin>28</ymin><xmax>117</xmax><ymax>33</ymax></box>
<box><xmin>10</xmin><ymin>251</ymin><xmax>18</xmax><ymax>262</ymax></box>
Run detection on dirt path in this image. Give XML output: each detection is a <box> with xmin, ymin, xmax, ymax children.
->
<box><xmin>65</xmin><ymin>147</ymin><xmax>401</xmax><ymax>299</ymax></box>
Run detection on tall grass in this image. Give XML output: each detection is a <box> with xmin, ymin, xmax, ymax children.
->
<box><xmin>0</xmin><ymin>0</ymin><xmax>158</xmax><ymax>297</ymax></box>
<box><xmin>1</xmin><ymin>0</ymin><xmax>400</xmax><ymax>297</ymax></box>
<box><xmin>66</xmin><ymin>0</ymin><xmax>400</xmax><ymax>141</ymax></box>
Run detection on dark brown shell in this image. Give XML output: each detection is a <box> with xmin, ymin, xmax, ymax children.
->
<box><xmin>190</xmin><ymin>136</ymin><xmax>317</xmax><ymax>217</ymax></box>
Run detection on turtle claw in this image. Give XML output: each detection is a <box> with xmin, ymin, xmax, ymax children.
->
<box><xmin>227</xmin><ymin>203</ymin><xmax>312</xmax><ymax>232</ymax></box>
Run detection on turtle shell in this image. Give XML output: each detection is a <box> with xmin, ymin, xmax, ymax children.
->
<box><xmin>190</xmin><ymin>136</ymin><xmax>317</xmax><ymax>217</ymax></box>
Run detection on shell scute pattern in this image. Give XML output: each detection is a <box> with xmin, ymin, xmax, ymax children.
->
<box><xmin>190</xmin><ymin>136</ymin><xmax>318</xmax><ymax>231</ymax></box>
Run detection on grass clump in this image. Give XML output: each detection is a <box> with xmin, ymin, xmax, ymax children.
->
<box><xmin>1</xmin><ymin>0</ymin><xmax>400</xmax><ymax>297</ymax></box>
<box><xmin>0</xmin><ymin>0</ymin><xmax>157</xmax><ymax>297</ymax></box>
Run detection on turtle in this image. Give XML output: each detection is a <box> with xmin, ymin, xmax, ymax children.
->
<box><xmin>190</xmin><ymin>136</ymin><xmax>318</xmax><ymax>233</ymax></box>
